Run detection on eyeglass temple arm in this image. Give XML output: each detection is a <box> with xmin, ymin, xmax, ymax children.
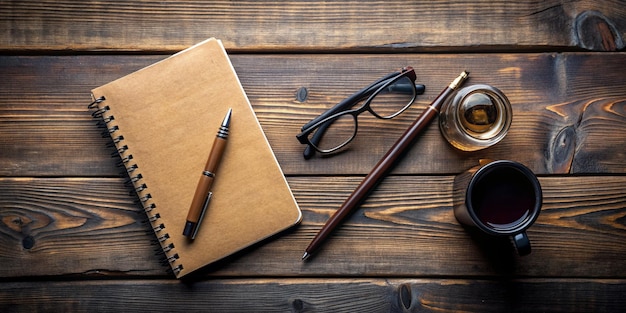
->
<box><xmin>301</xmin><ymin>72</ymin><xmax>400</xmax><ymax>130</ymax></box>
<box><xmin>389</xmin><ymin>83</ymin><xmax>425</xmax><ymax>94</ymax></box>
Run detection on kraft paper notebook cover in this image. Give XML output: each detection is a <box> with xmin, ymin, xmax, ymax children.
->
<box><xmin>89</xmin><ymin>38</ymin><xmax>302</xmax><ymax>278</ymax></box>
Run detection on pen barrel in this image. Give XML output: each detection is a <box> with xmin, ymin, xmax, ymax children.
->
<box><xmin>205</xmin><ymin>135</ymin><xmax>228</xmax><ymax>173</ymax></box>
<box><xmin>186</xmin><ymin>136</ymin><xmax>228</xmax><ymax>223</ymax></box>
<box><xmin>187</xmin><ymin>174</ymin><xmax>215</xmax><ymax>223</ymax></box>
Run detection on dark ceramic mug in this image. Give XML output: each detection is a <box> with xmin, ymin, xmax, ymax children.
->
<box><xmin>453</xmin><ymin>160</ymin><xmax>542</xmax><ymax>255</ymax></box>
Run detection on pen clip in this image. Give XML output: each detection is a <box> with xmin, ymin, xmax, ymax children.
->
<box><xmin>191</xmin><ymin>191</ymin><xmax>212</xmax><ymax>240</ymax></box>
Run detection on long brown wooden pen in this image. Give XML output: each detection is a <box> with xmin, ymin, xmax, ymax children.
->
<box><xmin>302</xmin><ymin>71</ymin><xmax>469</xmax><ymax>260</ymax></box>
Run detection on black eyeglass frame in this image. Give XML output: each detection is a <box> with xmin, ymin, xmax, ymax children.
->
<box><xmin>296</xmin><ymin>67</ymin><xmax>422</xmax><ymax>158</ymax></box>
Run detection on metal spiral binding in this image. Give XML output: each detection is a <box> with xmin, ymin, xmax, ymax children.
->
<box><xmin>127</xmin><ymin>164</ymin><xmax>139</xmax><ymax>173</ymax></box>
<box><xmin>162</xmin><ymin>243</ymin><xmax>175</xmax><ymax>253</ymax></box>
<box><xmin>144</xmin><ymin>203</ymin><xmax>156</xmax><ymax>213</ymax></box>
<box><xmin>153</xmin><ymin>223</ymin><xmax>165</xmax><ymax>232</ymax></box>
<box><xmin>107</xmin><ymin>125</ymin><xmax>119</xmax><ymax>133</ymax></box>
<box><xmin>135</xmin><ymin>183</ymin><xmax>148</xmax><ymax>193</ymax></box>
<box><xmin>115</xmin><ymin>145</ymin><xmax>129</xmax><ymax>156</ymax></box>
<box><xmin>87</xmin><ymin>96</ymin><xmax>105</xmax><ymax>109</ymax></box>
<box><xmin>87</xmin><ymin>95</ymin><xmax>183</xmax><ymax>276</ymax></box>
<box><xmin>157</xmin><ymin>232</ymin><xmax>169</xmax><ymax>242</ymax></box>
<box><xmin>148</xmin><ymin>213</ymin><xmax>160</xmax><ymax>223</ymax></box>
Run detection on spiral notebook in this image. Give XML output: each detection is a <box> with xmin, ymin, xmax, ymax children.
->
<box><xmin>88</xmin><ymin>38</ymin><xmax>302</xmax><ymax>278</ymax></box>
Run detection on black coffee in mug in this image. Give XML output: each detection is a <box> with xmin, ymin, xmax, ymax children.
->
<box><xmin>453</xmin><ymin>160</ymin><xmax>542</xmax><ymax>255</ymax></box>
<box><xmin>470</xmin><ymin>166</ymin><xmax>536</xmax><ymax>230</ymax></box>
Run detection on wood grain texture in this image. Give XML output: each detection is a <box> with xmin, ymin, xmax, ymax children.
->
<box><xmin>0</xmin><ymin>178</ymin><xmax>166</xmax><ymax>277</ymax></box>
<box><xmin>1</xmin><ymin>176</ymin><xmax>624</xmax><ymax>278</ymax></box>
<box><xmin>1</xmin><ymin>279</ymin><xmax>625</xmax><ymax>312</ymax></box>
<box><xmin>1</xmin><ymin>53</ymin><xmax>626</xmax><ymax>177</ymax></box>
<box><xmin>1</xmin><ymin>1</ymin><xmax>625</xmax><ymax>52</ymax></box>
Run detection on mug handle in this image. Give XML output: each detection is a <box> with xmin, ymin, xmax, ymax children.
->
<box><xmin>512</xmin><ymin>232</ymin><xmax>531</xmax><ymax>256</ymax></box>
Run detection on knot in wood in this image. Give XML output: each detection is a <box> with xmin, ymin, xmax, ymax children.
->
<box><xmin>291</xmin><ymin>298</ymin><xmax>305</xmax><ymax>312</ymax></box>
<box><xmin>548</xmin><ymin>125</ymin><xmax>577</xmax><ymax>174</ymax></box>
<box><xmin>574</xmin><ymin>10</ymin><xmax>624</xmax><ymax>51</ymax></box>
<box><xmin>399</xmin><ymin>283</ymin><xmax>412</xmax><ymax>310</ymax></box>
<box><xmin>22</xmin><ymin>235</ymin><xmax>35</xmax><ymax>249</ymax></box>
<box><xmin>296</xmin><ymin>87</ymin><xmax>308</xmax><ymax>103</ymax></box>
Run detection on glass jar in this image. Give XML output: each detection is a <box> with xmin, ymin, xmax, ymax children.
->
<box><xmin>439</xmin><ymin>84</ymin><xmax>512</xmax><ymax>151</ymax></box>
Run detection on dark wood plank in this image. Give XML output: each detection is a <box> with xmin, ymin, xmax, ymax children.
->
<box><xmin>1</xmin><ymin>278</ymin><xmax>625</xmax><ymax>312</ymax></box>
<box><xmin>1</xmin><ymin>1</ymin><xmax>624</xmax><ymax>52</ymax></box>
<box><xmin>0</xmin><ymin>178</ymin><xmax>166</xmax><ymax>277</ymax></box>
<box><xmin>1</xmin><ymin>176</ymin><xmax>624</xmax><ymax>278</ymax></box>
<box><xmin>2</xmin><ymin>2</ymin><xmax>624</xmax><ymax>311</ymax></box>
<box><xmin>1</xmin><ymin>53</ymin><xmax>626</xmax><ymax>176</ymax></box>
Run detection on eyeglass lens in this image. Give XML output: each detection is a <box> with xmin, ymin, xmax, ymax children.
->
<box><xmin>369</xmin><ymin>76</ymin><xmax>416</xmax><ymax>118</ymax></box>
<box><xmin>307</xmin><ymin>76</ymin><xmax>416</xmax><ymax>153</ymax></box>
<box><xmin>307</xmin><ymin>114</ymin><xmax>356</xmax><ymax>152</ymax></box>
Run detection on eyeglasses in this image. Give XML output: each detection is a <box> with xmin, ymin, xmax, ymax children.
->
<box><xmin>296</xmin><ymin>67</ymin><xmax>424</xmax><ymax>159</ymax></box>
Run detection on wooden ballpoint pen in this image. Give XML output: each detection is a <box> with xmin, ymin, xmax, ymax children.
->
<box><xmin>183</xmin><ymin>108</ymin><xmax>232</xmax><ymax>240</ymax></box>
<box><xmin>302</xmin><ymin>71</ymin><xmax>469</xmax><ymax>260</ymax></box>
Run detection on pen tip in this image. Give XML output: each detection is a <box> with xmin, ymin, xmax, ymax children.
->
<box><xmin>302</xmin><ymin>252</ymin><xmax>310</xmax><ymax>261</ymax></box>
<box><xmin>222</xmin><ymin>108</ymin><xmax>232</xmax><ymax>127</ymax></box>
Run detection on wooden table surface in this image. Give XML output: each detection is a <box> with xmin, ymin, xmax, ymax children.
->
<box><xmin>2</xmin><ymin>1</ymin><xmax>626</xmax><ymax>312</ymax></box>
